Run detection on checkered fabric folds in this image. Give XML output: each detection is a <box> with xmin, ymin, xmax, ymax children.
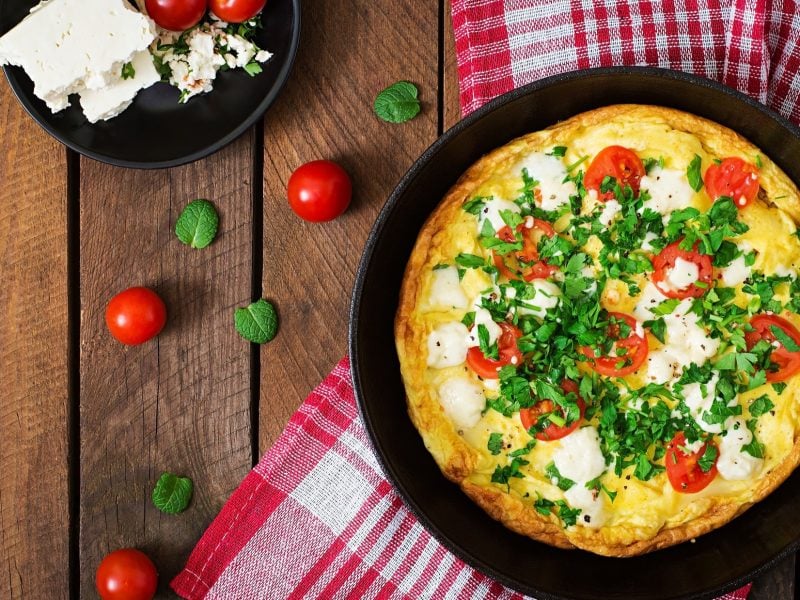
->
<box><xmin>172</xmin><ymin>0</ymin><xmax>800</xmax><ymax>596</ymax></box>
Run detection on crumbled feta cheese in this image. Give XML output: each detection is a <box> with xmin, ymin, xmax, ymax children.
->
<box><xmin>657</xmin><ymin>257</ymin><xmax>699</xmax><ymax>294</ymax></box>
<box><xmin>683</xmin><ymin>372</ymin><xmax>727</xmax><ymax>434</ymax></box>
<box><xmin>774</xmin><ymin>264</ymin><xmax>798</xmax><ymax>278</ymax></box>
<box><xmin>427</xmin><ymin>322</ymin><xmax>469</xmax><ymax>369</ymax></box>
<box><xmin>0</xmin><ymin>0</ymin><xmax>156</xmax><ymax>112</ymax></box>
<box><xmin>719</xmin><ymin>253</ymin><xmax>751</xmax><ymax>287</ymax></box>
<box><xmin>717</xmin><ymin>417</ymin><xmax>763</xmax><ymax>480</ymax></box>
<box><xmin>642</xmin><ymin>231</ymin><xmax>660</xmax><ymax>253</ymax></box>
<box><xmin>639</xmin><ymin>167</ymin><xmax>695</xmax><ymax>221</ymax></box>
<box><xmin>517</xmin><ymin>152</ymin><xmax>577</xmax><ymax>212</ymax></box>
<box><xmin>564</xmin><ymin>484</ymin><xmax>608</xmax><ymax>529</ymax></box>
<box><xmin>553</xmin><ymin>426</ymin><xmax>608</xmax><ymax>528</ymax></box>
<box><xmin>477</xmin><ymin>199</ymin><xmax>520</xmax><ymax>234</ymax></box>
<box><xmin>427</xmin><ymin>267</ymin><xmax>468</xmax><ymax>310</ymax></box>
<box><xmin>437</xmin><ymin>377</ymin><xmax>485</xmax><ymax>430</ymax></box>
<box><xmin>465</xmin><ymin>308</ymin><xmax>502</xmax><ymax>348</ymax></box>
<box><xmin>79</xmin><ymin>50</ymin><xmax>160</xmax><ymax>123</ymax></box>
<box><xmin>598</xmin><ymin>199</ymin><xmax>622</xmax><ymax>227</ymax></box>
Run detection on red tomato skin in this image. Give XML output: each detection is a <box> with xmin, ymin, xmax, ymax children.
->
<box><xmin>519</xmin><ymin>380</ymin><xmax>587</xmax><ymax>441</ymax></box>
<box><xmin>96</xmin><ymin>548</ymin><xmax>158</xmax><ymax>600</ymax></box>
<box><xmin>466</xmin><ymin>323</ymin><xmax>523</xmax><ymax>379</ymax></box>
<box><xmin>704</xmin><ymin>157</ymin><xmax>760</xmax><ymax>207</ymax></box>
<box><xmin>210</xmin><ymin>0</ymin><xmax>267</xmax><ymax>22</ymax></box>
<box><xmin>105</xmin><ymin>287</ymin><xmax>167</xmax><ymax>346</ymax></box>
<box><xmin>287</xmin><ymin>160</ymin><xmax>352</xmax><ymax>223</ymax></box>
<box><xmin>492</xmin><ymin>220</ymin><xmax>558</xmax><ymax>281</ymax></box>
<box><xmin>584</xmin><ymin>145</ymin><xmax>645</xmax><ymax>201</ymax></box>
<box><xmin>145</xmin><ymin>0</ymin><xmax>207</xmax><ymax>31</ymax></box>
<box><xmin>651</xmin><ymin>240</ymin><xmax>714</xmax><ymax>299</ymax></box>
<box><xmin>665</xmin><ymin>432</ymin><xmax>718</xmax><ymax>494</ymax></box>
<box><xmin>580</xmin><ymin>312</ymin><xmax>649</xmax><ymax>377</ymax></box>
<box><xmin>745</xmin><ymin>314</ymin><xmax>800</xmax><ymax>382</ymax></box>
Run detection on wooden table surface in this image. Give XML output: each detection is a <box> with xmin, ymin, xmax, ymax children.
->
<box><xmin>0</xmin><ymin>2</ymin><xmax>796</xmax><ymax>598</ymax></box>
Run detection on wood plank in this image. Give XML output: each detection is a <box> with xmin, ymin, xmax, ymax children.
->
<box><xmin>0</xmin><ymin>80</ymin><xmax>70</xmax><ymax>598</ymax></box>
<box><xmin>259</xmin><ymin>0</ymin><xmax>440</xmax><ymax>450</ymax></box>
<box><xmin>78</xmin><ymin>134</ymin><xmax>255</xmax><ymax>596</ymax></box>
<box><xmin>443</xmin><ymin>0</ymin><xmax>462</xmax><ymax>131</ymax></box>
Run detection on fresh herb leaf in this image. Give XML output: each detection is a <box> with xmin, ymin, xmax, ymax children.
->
<box><xmin>644</xmin><ymin>318</ymin><xmax>666</xmax><ymax>343</ymax></box>
<box><xmin>748</xmin><ymin>395</ymin><xmax>775</xmax><ymax>418</ymax></box>
<box><xmin>152</xmin><ymin>472</ymin><xmax>193</xmax><ymax>514</ymax></box>
<box><xmin>741</xmin><ymin>419</ymin><xmax>765</xmax><ymax>458</ymax></box>
<box><xmin>547</xmin><ymin>146</ymin><xmax>567</xmax><ymax>157</ymax></box>
<box><xmin>234</xmin><ymin>299</ymin><xmax>279</xmax><ymax>344</ymax></box>
<box><xmin>121</xmin><ymin>61</ymin><xmax>136</xmax><ymax>80</ymax></box>
<box><xmin>642</xmin><ymin>156</ymin><xmax>664</xmax><ymax>174</ymax></box>
<box><xmin>651</xmin><ymin>298</ymin><xmax>681</xmax><ymax>316</ymax></box>
<box><xmin>686</xmin><ymin>154</ymin><xmax>703</xmax><ymax>192</ymax></box>
<box><xmin>772</xmin><ymin>382</ymin><xmax>788</xmax><ymax>395</ymax></box>
<box><xmin>487</xmin><ymin>432</ymin><xmax>504</xmax><ymax>455</ymax></box>
<box><xmin>555</xmin><ymin>500</ymin><xmax>581</xmax><ymax>527</ymax></box>
<box><xmin>770</xmin><ymin>325</ymin><xmax>800</xmax><ymax>352</ymax></box>
<box><xmin>455</xmin><ymin>253</ymin><xmax>485</xmax><ymax>268</ymax></box>
<box><xmin>461</xmin><ymin>311</ymin><xmax>476</xmax><ymax>329</ymax></box>
<box><xmin>462</xmin><ymin>197</ymin><xmax>487</xmax><ymax>215</ymax></box>
<box><xmin>697</xmin><ymin>444</ymin><xmax>718</xmax><ymax>472</ymax></box>
<box><xmin>491</xmin><ymin>457</ymin><xmax>529</xmax><ymax>490</ymax></box>
<box><xmin>374</xmin><ymin>81</ymin><xmax>421</xmax><ymax>123</ymax></box>
<box><xmin>175</xmin><ymin>199</ymin><xmax>220</xmax><ymax>249</ymax></box>
<box><xmin>545</xmin><ymin>462</ymin><xmax>575</xmax><ymax>491</ymax></box>
<box><xmin>244</xmin><ymin>61</ymin><xmax>263</xmax><ymax>76</ymax></box>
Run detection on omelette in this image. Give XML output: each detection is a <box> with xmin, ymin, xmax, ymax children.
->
<box><xmin>395</xmin><ymin>105</ymin><xmax>800</xmax><ymax>556</ymax></box>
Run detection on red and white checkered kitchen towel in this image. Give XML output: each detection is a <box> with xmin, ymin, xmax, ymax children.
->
<box><xmin>171</xmin><ymin>1</ymin><xmax>800</xmax><ymax>597</ymax></box>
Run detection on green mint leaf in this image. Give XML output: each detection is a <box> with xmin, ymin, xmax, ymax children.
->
<box><xmin>244</xmin><ymin>61</ymin><xmax>263</xmax><ymax>77</ymax></box>
<box><xmin>374</xmin><ymin>81</ymin><xmax>421</xmax><ymax>123</ymax></box>
<box><xmin>686</xmin><ymin>154</ymin><xmax>703</xmax><ymax>192</ymax></box>
<box><xmin>487</xmin><ymin>432</ymin><xmax>504</xmax><ymax>455</ymax></box>
<box><xmin>175</xmin><ymin>199</ymin><xmax>219</xmax><ymax>249</ymax></box>
<box><xmin>121</xmin><ymin>61</ymin><xmax>136</xmax><ymax>80</ymax></box>
<box><xmin>770</xmin><ymin>325</ymin><xmax>800</xmax><ymax>352</ymax></box>
<box><xmin>235</xmin><ymin>299</ymin><xmax>278</xmax><ymax>344</ymax></box>
<box><xmin>152</xmin><ymin>472</ymin><xmax>193</xmax><ymax>514</ymax></box>
<box><xmin>547</xmin><ymin>146</ymin><xmax>567</xmax><ymax>157</ymax></box>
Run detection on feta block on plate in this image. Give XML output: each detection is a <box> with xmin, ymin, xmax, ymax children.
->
<box><xmin>0</xmin><ymin>0</ymin><xmax>155</xmax><ymax>112</ymax></box>
<box><xmin>80</xmin><ymin>50</ymin><xmax>160</xmax><ymax>123</ymax></box>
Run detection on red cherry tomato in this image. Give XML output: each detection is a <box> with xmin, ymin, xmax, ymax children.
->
<box><xmin>519</xmin><ymin>380</ymin><xmax>586</xmax><ymax>441</ymax></box>
<box><xmin>665</xmin><ymin>432</ymin><xmax>718</xmax><ymax>494</ymax></box>
<box><xmin>287</xmin><ymin>160</ymin><xmax>352</xmax><ymax>222</ymax></box>
<box><xmin>745</xmin><ymin>314</ymin><xmax>800</xmax><ymax>382</ymax></box>
<box><xmin>651</xmin><ymin>240</ymin><xmax>713</xmax><ymax>299</ymax></box>
<box><xmin>96</xmin><ymin>548</ymin><xmax>158</xmax><ymax>600</ymax></box>
<box><xmin>145</xmin><ymin>0</ymin><xmax>207</xmax><ymax>31</ymax></box>
<box><xmin>209</xmin><ymin>0</ymin><xmax>267</xmax><ymax>23</ymax></box>
<box><xmin>580</xmin><ymin>312</ymin><xmax>649</xmax><ymax>377</ymax></box>
<box><xmin>492</xmin><ymin>219</ymin><xmax>558</xmax><ymax>281</ymax></box>
<box><xmin>704</xmin><ymin>157</ymin><xmax>760</xmax><ymax>208</ymax></box>
<box><xmin>105</xmin><ymin>287</ymin><xmax>167</xmax><ymax>346</ymax></box>
<box><xmin>584</xmin><ymin>145</ymin><xmax>645</xmax><ymax>201</ymax></box>
<box><xmin>466</xmin><ymin>323</ymin><xmax>523</xmax><ymax>379</ymax></box>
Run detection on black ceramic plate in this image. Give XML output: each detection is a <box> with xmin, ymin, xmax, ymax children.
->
<box><xmin>350</xmin><ymin>67</ymin><xmax>800</xmax><ymax>600</ymax></box>
<box><xmin>0</xmin><ymin>1</ymin><xmax>300</xmax><ymax>169</ymax></box>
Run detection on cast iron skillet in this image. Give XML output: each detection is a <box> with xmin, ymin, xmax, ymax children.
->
<box><xmin>0</xmin><ymin>0</ymin><xmax>300</xmax><ymax>169</ymax></box>
<box><xmin>350</xmin><ymin>67</ymin><xmax>800</xmax><ymax>600</ymax></box>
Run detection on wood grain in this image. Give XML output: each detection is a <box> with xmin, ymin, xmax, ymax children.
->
<box><xmin>258</xmin><ymin>0</ymin><xmax>440</xmax><ymax>450</ymax></box>
<box><xmin>78</xmin><ymin>134</ymin><xmax>255</xmax><ymax>596</ymax></box>
<box><xmin>0</xmin><ymin>80</ymin><xmax>70</xmax><ymax>598</ymax></box>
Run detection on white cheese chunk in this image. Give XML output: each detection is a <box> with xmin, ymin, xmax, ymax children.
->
<box><xmin>564</xmin><ymin>484</ymin><xmax>608</xmax><ymax>529</ymax></box>
<box><xmin>79</xmin><ymin>50</ymin><xmax>160</xmax><ymax>123</ymax></box>
<box><xmin>719</xmin><ymin>253</ymin><xmax>751</xmax><ymax>287</ymax></box>
<box><xmin>717</xmin><ymin>417</ymin><xmax>763</xmax><ymax>480</ymax></box>
<box><xmin>657</xmin><ymin>257</ymin><xmax>699</xmax><ymax>294</ymax></box>
<box><xmin>465</xmin><ymin>308</ymin><xmax>501</xmax><ymax>348</ymax></box>
<box><xmin>598</xmin><ymin>199</ymin><xmax>622</xmax><ymax>227</ymax></box>
<box><xmin>437</xmin><ymin>377</ymin><xmax>485</xmax><ymax>430</ymax></box>
<box><xmin>682</xmin><ymin>373</ymin><xmax>726</xmax><ymax>434</ymax></box>
<box><xmin>517</xmin><ymin>152</ymin><xmax>577</xmax><ymax>212</ymax></box>
<box><xmin>636</xmin><ymin>284</ymin><xmax>720</xmax><ymax>384</ymax></box>
<box><xmin>476</xmin><ymin>199</ymin><xmax>520</xmax><ymax>234</ymax></box>
<box><xmin>553</xmin><ymin>426</ymin><xmax>606</xmax><ymax>483</ymax></box>
<box><xmin>427</xmin><ymin>322</ymin><xmax>469</xmax><ymax>369</ymax></box>
<box><xmin>642</xmin><ymin>231</ymin><xmax>660</xmax><ymax>253</ymax></box>
<box><xmin>517</xmin><ymin>280</ymin><xmax>561</xmax><ymax>319</ymax></box>
<box><xmin>639</xmin><ymin>167</ymin><xmax>695</xmax><ymax>221</ymax></box>
<box><xmin>774</xmin><ymin>264</ymin><xmax>798</xmax><ymax>279</ymax></box>
<box><xmin>427</xmin><ymin>267</ymin><xmax>468</xmax><ymax>310</ymax></box>
<box><xmin>0</xmin><ymin>0</ymin><xmax>156</xmax><ymax>112</ymax></box>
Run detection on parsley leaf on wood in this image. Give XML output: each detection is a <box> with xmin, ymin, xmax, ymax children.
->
<box><xmin>235</xmin><ymin>299</ymin><xmax>279</xmax><ymax>344</ymax></box>
<box><xmin>374</xmin><ymin>81</ymin><xmax>421</xmax><ymax>123</ymax></box>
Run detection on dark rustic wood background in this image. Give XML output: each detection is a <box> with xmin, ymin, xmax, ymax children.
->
<box><xmin>0</xmin><ymin>1</ymin><xmax>795</xmax><ymax>597</ymax></box>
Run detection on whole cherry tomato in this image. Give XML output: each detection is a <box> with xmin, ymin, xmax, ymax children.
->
<box><xmin>96</xmin><ymin>548</ymin><xmax>158</xmax><ymax>600</ymax></box>
<box><xmin>145</xmin><ymin>0</ymin><xmax>207</xmax><ymax>31</ymax></box>
<box><xmin>287</xmin><ymin>160</ymin><xmax>352</xmax><ymax>222</ymax></box>
<box><xmin>584</xmin><ymin>145</ymin><xmax>645</xmax><ymax>201</ymax></box>
<box><xmin>106</xmin><ymin>287</ymin><xmax>167</xmax><ymax>346</ymax></box>
<box><xmin>210</xmin><ymin>0</ymin><xmax>267</xmax><ymax>23</ymax></box>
